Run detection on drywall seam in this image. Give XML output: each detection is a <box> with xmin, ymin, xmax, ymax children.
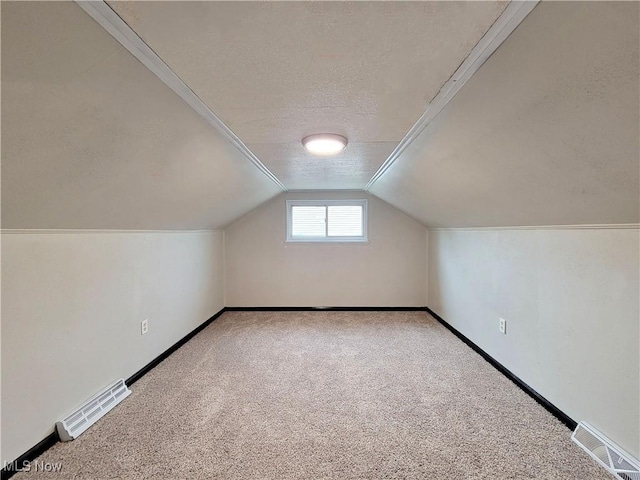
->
<box><xmin>425</xmin><ymin>227</ymin><xmax>430</xmax><ymax>306</ymax></box>
<box><xmin>364</xmin><ymin>0</ymin><xmax>539</xmax><ymax>190</ymax></box>
<box><xmin>0</xmin><ymin>229</ymin><xmax>223</xmax><ymax>235</ymax></box>
<box><xmin>286</xmin><ymin>189</ymin><xmax>367</xmax><ymax>194</ymax></box>
<box><xmin>74</xmin><ymin>0</ymin><xmax>287</xmax><ymax>192</ymax></box>
<box><xmin>429</xmin><ymin>224</ymin><xmax>640</xmax><ymax>231</ymax></box>
<box><xmin>222</xmin><ymin>230</ymin><xmax>227</xmax><ymax>307</ymax></box>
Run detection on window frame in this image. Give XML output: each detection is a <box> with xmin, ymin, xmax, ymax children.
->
<box><xmin>285</xmin><ymin>199</ymin><xmax>368</xmax><ymax>243</ymax></box>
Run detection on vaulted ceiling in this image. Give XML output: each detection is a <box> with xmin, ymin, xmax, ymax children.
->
<box><xmin>2</xmin><ymin>1</ymin><xmax>638</xmax><ymax>229</ymax></box>
<box><xmin>107</xmin><ymin>1</ymin><xmax>507</xmax><ymax>191</ymax></box>
<box><xmin>370</xmin><ymin>1</ymin><xmax>640</xmax><ymax>227</ymax></box>
<box><xmin>1</xmin><ymin>1</ymin><xmax>280</xmax><ymax>230</ymax></box>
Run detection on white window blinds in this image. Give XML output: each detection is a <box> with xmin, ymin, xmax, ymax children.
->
<box><xmin>327</xmin><ymin>206</ymin><xmax>363</xmax><ymax>237</ymax></box>
<box><xmin>286</xmin><ymin>200</ymin><xmax>367</xmax><ymax>242</ymax></box>
<box><xmin>291</xmin><ymin>206</ymin><xmax>326</xmax><ymax>237</ymax></box>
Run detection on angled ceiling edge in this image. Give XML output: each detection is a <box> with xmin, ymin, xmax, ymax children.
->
<box><xmin>364</xmin><ymin>0</ymin><xmax>539</xmax><ymax>190</ymax></box>
<box><xmin>75</xmin><ymin>0</ymin><xmax>287</xmax><ymax>192</ymax></box>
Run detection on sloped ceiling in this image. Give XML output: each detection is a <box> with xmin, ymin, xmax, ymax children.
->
<box><xmin>369</xmin><ymin>1</ymin><xmax>640</xmax><ymax>227</ymax></box>
<box><xmin>2</xmin><ymin>1</ymin><xmax>637</xmax><ymax>231</ymax></box>
<box><xmin>1</xmin><ymin>1</ymin><xmax>280</xmax><ymax>230</ymax></box>
<box><xmin>108</xmin><ymin>1</ymin><xmax>507</xmax><ymax>190</ymax></box>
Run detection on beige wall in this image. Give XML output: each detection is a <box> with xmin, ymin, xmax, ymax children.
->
<box><xmin>428</xmin><ymin>227</ymin><xmax>640</xmax><ymax>457</ymax></box>
<box><xmin>224</xmin><ymin>192</ymin><xmax>427</xmax><ymax>307</ymax></box>
<box><xmin>1</xmin><ymin>231</ymin><xmax>224</xmax><ymax>464</ymax></box>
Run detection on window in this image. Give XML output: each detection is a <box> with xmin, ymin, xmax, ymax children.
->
<box><xmin>286</xmin><ymin>199</ymin><xmax>368</xmax><ymax>243</ymax></box>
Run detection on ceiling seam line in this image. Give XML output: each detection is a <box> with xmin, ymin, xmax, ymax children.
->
<box><xmin>74</xmin><ymin>0</ymin><xmax>288</xmax><ymax>192</ymax></box>
<box><xmin>429</xmin><ymin>224</ymin><xmax>640</xmax><ymax>231</ymax></box>
<box><xmin>363</xmin><ymin>0</ymin><xmax>540</xmax><ymax>192</ymax></box>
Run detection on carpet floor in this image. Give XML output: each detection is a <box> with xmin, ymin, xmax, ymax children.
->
<box><xmin>16</xmin><ymin>311</ymin><xmax>606</xmax><ymax>479</ymax></box>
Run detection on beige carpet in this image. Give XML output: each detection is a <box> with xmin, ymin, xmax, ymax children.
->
<box><xmin>16</xmin><ymin>311</ymin><xmax>606</xmax><ymax>479</ymax></box>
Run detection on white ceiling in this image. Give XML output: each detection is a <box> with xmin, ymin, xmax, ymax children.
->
<box><xmin>108</xmin><ymin>1</ymin><xmax>507</xmax><ymax>190</ymax></box>
<box><xmin>370</xmin><ymin>1</ymin><xmax>640</xmax><ymax>227</ymax></box>
<box><xmin>2</xmin><ymin>1</ymin><xmax>638</xmax><ymax>230</ymax></box>
<box><xmin>1</xmin><ymin>1</ymin><xmax>280</xmax><ymax>230</ymax></box>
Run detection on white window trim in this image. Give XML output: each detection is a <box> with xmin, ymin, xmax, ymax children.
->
<box><xmin>286</xmin><ymin>199</ymin><xmax>368</xmax><ymax>243</ymax></box>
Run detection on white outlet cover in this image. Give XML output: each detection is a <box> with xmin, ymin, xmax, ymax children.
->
<box><xmin>141</xmin><ymin>319</ymin><xmax>148</xmax><ymax>335</ymax></box>
<box><xmin>499</xmin><ymin>318</ymin><xmax>507</xmax><ymax>334</ymax></box>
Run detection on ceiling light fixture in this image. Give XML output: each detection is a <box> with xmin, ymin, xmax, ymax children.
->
<box><xmin>302</xmin><ymin>134</ymin><xmax>348</xmax><ymax>156</ymax></box>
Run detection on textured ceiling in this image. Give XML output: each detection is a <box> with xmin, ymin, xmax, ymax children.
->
<box><xmin>3</xmin><ymin>1</ymin><xmax>637</xmax><ymax>231</ymax></box>
<box><xmin>370</xmin><ymin>1</ymin><xmax>640</xmax><ymax>227</ymax></box>
<box><xmin>108</xmin><ymin>1</ymin><xmax>507</xmax><ymax>190</ymax></box>
<box><xmin>1</xmin><ymin>2</ymin><xmax>280</xmax><ymax>230</ymax></box>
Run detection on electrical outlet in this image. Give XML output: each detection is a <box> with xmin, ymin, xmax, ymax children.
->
<box><xmin>141</xmin><ymin>319</ymin><xmax>149</xmax><ymax>335</ymax></box>
<box><xmin>499</xmin><ymin>318</ymin><xmax>507</xmax><ymax>334</ymax></box>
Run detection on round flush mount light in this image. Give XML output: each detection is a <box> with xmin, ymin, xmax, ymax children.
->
<box><xmin>302</xmin><ymin>133</ymin><xmax>348</xmax><ymax>156</ymax></box>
